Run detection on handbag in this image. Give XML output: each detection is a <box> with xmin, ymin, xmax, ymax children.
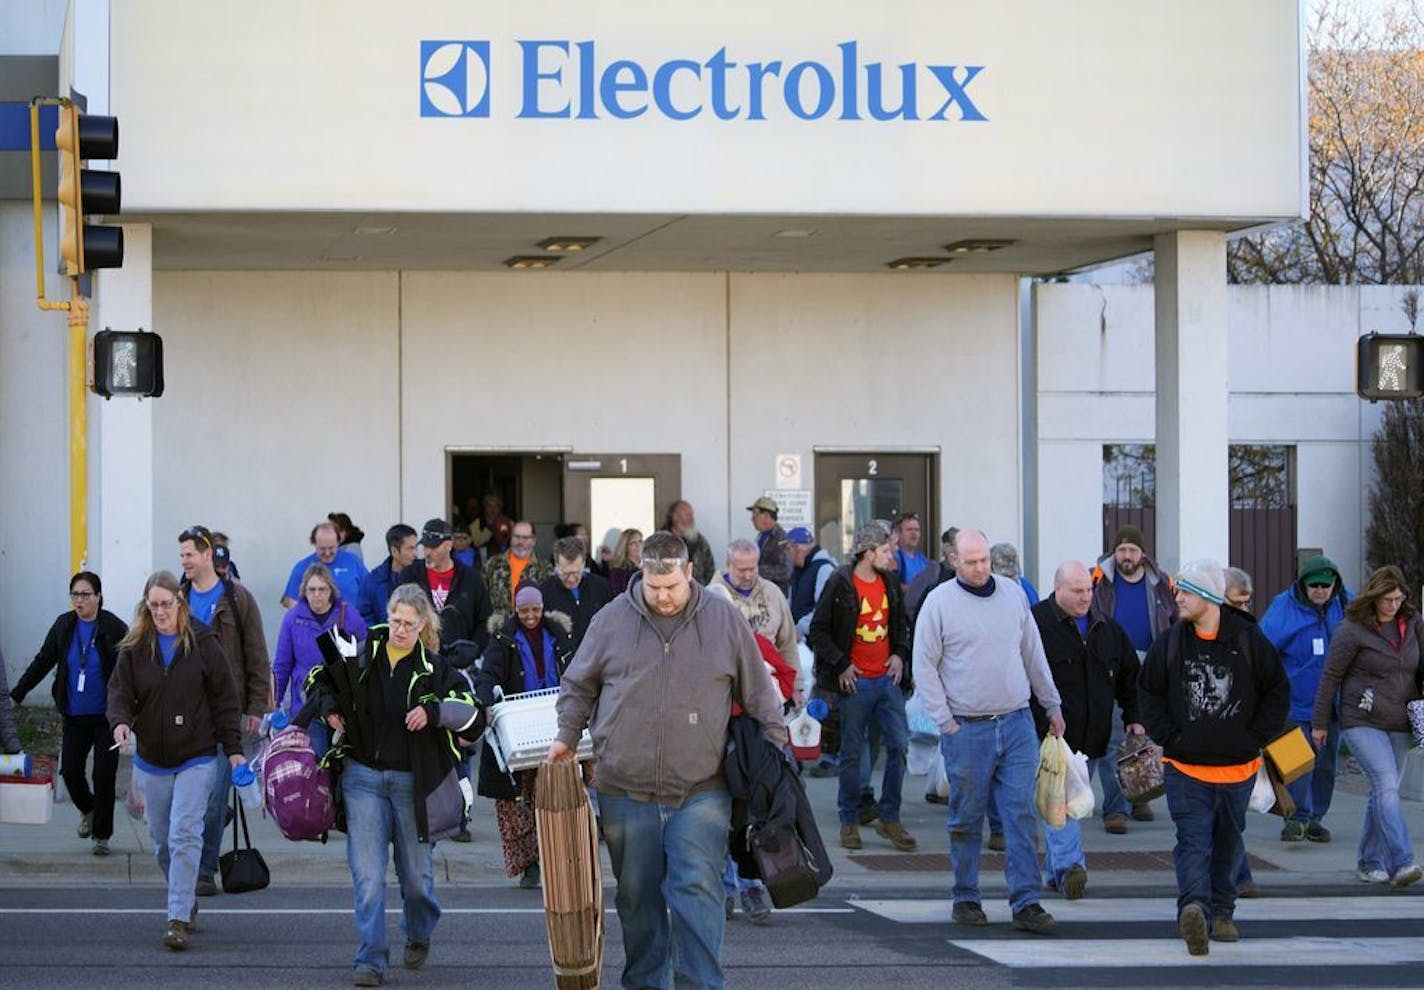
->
<box><xmin>219</xmin><ymin>790</ymin><xmax>271</xmax><ymax>894</ymax></box>
<box><xmin>1114</xmin><ymin>735</ymin><xmax>1165</xmax><ymax>803</ymax></box>
<box><xmin>749</xmin><ymin>824</ymin><xmax>820</xmax><ymax>909</ymax></box>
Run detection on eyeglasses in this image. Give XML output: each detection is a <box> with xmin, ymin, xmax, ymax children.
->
<box><xmin>1381</xmin><ymin>593</ymin><xmax>1407</xmax><ymax>605</ymax></box>
<box><xmin>180</xmin><ymin>525</ymin><xmax>212</xmax><ymax>550</ymax></box>
<box><xmin>556</xmin><ymin>568</ymin><xmax>584</xmax><ymax>579</ymax></box>
<box><xmin>388</xmin><ymin>618</ymin><xmax>420</xmax><ymax>631</ymax></box>
<box><xmin>69</xmin><ymin>590</ymin><xmax>96</xmax><ymax>600</ymax></box>
<box><xmin>146</xmin><ymin>598</ymin><xmax>178</xmax><ymax>612</ymax></box>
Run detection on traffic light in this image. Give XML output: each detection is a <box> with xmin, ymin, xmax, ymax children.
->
<box><xmin>54</xmin><ymin>103</ymin><xmax>122</xmax><ymax>275</ymax></box>
<box><xmin>92</xmin><ymin>329</ymin><xmax>163</xmax><ymax>398</ymax></box>
<box><xmin>1357</xmin><ymin>333</ymin><xmax>1424</xmax><ymax>401</ymax></box>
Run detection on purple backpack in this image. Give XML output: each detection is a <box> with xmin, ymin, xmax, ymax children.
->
<box><xmin>261</xmin><ymin>725</ymin><xmax>335</xmax><ymax>841</ymax></box>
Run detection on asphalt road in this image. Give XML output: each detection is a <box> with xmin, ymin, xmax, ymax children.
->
<box><xmin>1</xmin><ymin>883</ymin><xmax>1419</xmax><ymax>990</ymax></box>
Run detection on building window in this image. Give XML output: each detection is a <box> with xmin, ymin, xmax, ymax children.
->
<box><xmin>1103</xmin><ymin>444</ymin><xmax>1156</xmax><ymax>507</ymax></box>
<box><xmin>1229</xmin><ymin>445</ymin><xmax>1294</xmax><ymax>509</ymax></box>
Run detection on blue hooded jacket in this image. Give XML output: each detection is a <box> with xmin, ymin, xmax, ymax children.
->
<box><xmin>1259</xmin><ymin>556</ymin><xmax>1351</xmax><ymax>723</ymax></box>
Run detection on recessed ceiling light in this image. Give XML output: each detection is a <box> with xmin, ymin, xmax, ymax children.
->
<box><xmin>538</xmin><ymin>236</ymin><xmax>601</xmax><ymax>253</ymax></box>
<box><xmin>773</xmin><ymin>229</ymin><xmax>818</xmax><ymax>239</ymax></box>
<box><xmin>943</xmin><ymin>239</ymin><xmax>1015</xmax><ymax>254</ymax></box>
<box><xmin>353</xmin><ymin>225</ymin><xmax>398</xmax><ymax>236</ymax></box>
<box><xmin>886</xmin><ymin>257</ymin><xmax>950</xmax><ymax>270</ymax></box>
<box><xmin>505</xmin><ymin>255</ymin><xmax>561</xmax><ymax>269</ymax></box>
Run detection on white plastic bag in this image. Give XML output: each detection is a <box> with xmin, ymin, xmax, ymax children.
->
<box><xmin>1248</xmin><ymin>763</ymin><xmax>1276</xmax><ymax>814</ymax></box>
<box><xmin>1064</xmin><ymin>743</ymin><xmax>1095</xmax><ymax>820</ymax></box>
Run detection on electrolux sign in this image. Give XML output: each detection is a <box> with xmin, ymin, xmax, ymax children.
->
<box><xmin>418</xmin><ymin>40</ymin><xmax>987</xmax><ymax>122</ymax></box>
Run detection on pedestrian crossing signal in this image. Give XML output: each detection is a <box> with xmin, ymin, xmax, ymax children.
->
<box><xmin>91</xmin><ymin>329</ymin><xmax>163</xmax><ymax>398</ymax></box>
<box><xmin>1356</xmin><ymin>333</ymin><xmax>1423</xmax><ymax>401</ymax></box>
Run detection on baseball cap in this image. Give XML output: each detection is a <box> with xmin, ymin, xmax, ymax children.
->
<box><xmin>786</xmin><ymin>526</ymin><xmax>814</xmax><ymax>545</ymax></box>
<box><xmin>213</xmin><ymin>545</ymin><xmax>231</xmax><ymax>566</ymax></box>
<box><xmin>746</xmin><ymin>496</ymin><xmax>779</xmax><ymax>514</ymax></box>
<box><xmin>420</xmin><ymin>518</ymin><xmax>453</xmax><ymax>548</ymax></box>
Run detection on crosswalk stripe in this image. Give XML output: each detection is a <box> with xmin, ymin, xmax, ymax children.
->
<box><xmin>854</xmin><ymin>895</ymin><xmax>1424</xmax><ymax>925</ymax></box>
<box><xmin>951</xmin><ymin>936</ymin><xmax>1424</xmax><ymax>968</ymax></box>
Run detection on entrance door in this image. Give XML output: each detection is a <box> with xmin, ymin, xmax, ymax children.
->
<box><xmin>562</xmin><ymin>454</ymin><xmax>682</xmax><ymax>557</ymax></box>
<box><xmin>813</xmin><ymin>452</ymin><xmax>937</xmax><ymax>559</ymax></box>
<box><xmin>447</xmin><ymin>451</ymin><xmax>567</xmax><ymax>561</ymax></box>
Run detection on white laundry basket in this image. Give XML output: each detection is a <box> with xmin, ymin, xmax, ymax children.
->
<box><xmin>487</xmin><ymin>687</ymin><xmax>594</xmax><ymax>773</ymax></box>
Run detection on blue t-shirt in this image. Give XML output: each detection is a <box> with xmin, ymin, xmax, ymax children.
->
<box><xmin>1112</xmin><ymin>574</ymin><xmax>1154</xmax><ymax>653</ymax></box>
<box><xmin>283</xmin><ymin>550</ymin><xmax>369</xmax><ymax>606</ymax></box>
<box><xmin>158</xmin><ymin>632</ymin><xmax>180</xmax><ymax>668</ymax></box>
<box><xmin>453</xmin><ymin>548</ymin><xmax>477</xmax><ymax>569</ymax></box>
<box><xmin>186</xmin><ymin>581</ymin><xmax>225</xmax><ymax>626</ymax></box>
<box><xmin>1075</xmin><ymin>614</ymin><xmax>1091</xmax><ymax>639</ymax></box>
<box><xmin>895</xmin><ymin>549</ymin><xmax>931</xmax><ymax>586</ymax></box>
<box><xmin>66</xmin><ymin>618</ymin><xmax>106</xmax><ymax>717</ymax></box>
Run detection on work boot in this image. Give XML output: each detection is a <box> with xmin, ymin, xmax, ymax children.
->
<box><xmin>840</xmin><ymin>824</ymin><xmax>862</xmax><ymax>850</ymax></box>
<box><xmin>162</xmin><ymin>920</ymin><xmax>190</xmax><ymax>951</ymax></box>
<box><xmin>987</xmin><ymin>832</ymin><xmax>1006</xmax><ymax>852</ymax></box>
<box><xmin>1061</xmin><ymin>865</ymin><xmax>1087</xmax><ymax>901</ymax></box>
<box><xmin>1210</xmin><ymin>916</ymin><xmax>1239</xmax><ymax>942</ymax></box>
<box><xmin>1103</xmin><ymin>814</ymin><xmax>1128</xmax><ymax>834</ymax></box>
<box><xmin>875</xmin><ymin>821</ymin><xmax>918</xmax><ymax>852</ymax></box>
<box><xmin>952</xmin><ymin>901</ymin><xmax>988</xmax><ymax>926</ymax></box>
<box><xmin>1012</xmin><ymin>903</ymin><xmax>1055</xmax><ymax>934</ymax></box>
<box><xmin>403</xmin><ymin>940</ymin><xmax>429</xmax><ymax>970</ymax></box>
<box><xmin>352</xmin><ymin>967</ymin><xmax>382</xmax><ymax>987</ymax></box>
<box><xmin>1130</xmin><ymin>801</ymin><xmax>1154</xmax><ymax>822</ymax></box>
<box><xmin>1178</xmin><ymin>903</ymin><xmax>1209</xmax><ymax>956</ymax></box>
<box><xmin>857</xmin><ymin>792</ymin><xmax>879</xmax><ymax>826</ymax></box>
<box><xmin>195</xmin><ymin>874</ymin><xmax>218</xmax><ymax>897</ymax></box>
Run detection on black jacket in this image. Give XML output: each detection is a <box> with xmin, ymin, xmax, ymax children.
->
<box><xmin>398</xmin><ymin>559</ymin><xmax>493</xmax><ymax>653</ymax></box>
<box><xmin>305</xmin><ymin>626</ymin><xmax>485</xmax><ymax>843</ymax></box>
<box><xmin>12</xmin><ymin>609</ymin><xmax>129</xmax><ymax>714</ymax></box>
<box><xmin>1030</xmin><ymin>599</ymin><xmax>1140</xmax><ymax>757</ymax></box>
<box><xmin>537</xmin><ymin>572</ymin><xmax>613</xmax><ymax>648</ymax></box>
<box><xmin>474</xmin><ymin>612</ymin><xmax>577</xmax><ymax>800</ymax></box>
<box><xmin>107</xmin><ymin>624</ymin><xmax>242</xmax><ymax>768</ymax></box>
<box><xmin>807</xmin><ymin>565</ymin><xmax>912</xmax><ymax>695</ymax></box>
<box><xmin>724</xmin><ymin>713</ymin><xmax>832</xmax><ymax>898</ymax></box>
<box><xmin>1138</xmin><ymin>607</ymin><xmax>1291</xmax><ymax>766</ymax></box>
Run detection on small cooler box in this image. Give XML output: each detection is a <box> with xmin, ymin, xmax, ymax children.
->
<box><xmin>487</xmin><ymin>687</ymin><xmax>594</xmax><ymax>773</ymax></box>
<box><xmin>0</xmin><ymin>755</ymin><xmax>56</xmax><ymax>825</ymax></box>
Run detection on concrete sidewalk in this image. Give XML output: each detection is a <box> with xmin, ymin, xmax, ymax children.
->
<box><xmin>3</xmin><ymin>751</ymin><xmax>1424</xmax><ymax>895</ymax></box>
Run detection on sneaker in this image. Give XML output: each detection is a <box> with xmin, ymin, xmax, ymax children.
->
<box><xmin>195</xmin><ymin>874</ymin><xmax>218</xmax><ymax>897</ymax></box>
<box><xmin>986</xmin><ymin>832</ymin><xmax>1006</xmax><ymax>852</ymax></box>
<box><xmin>92</xmin><ymin>838</ymin><xmax>110</xmax><ymax>857</ymax></box>
<box><xmin>519</xmin><ymin>864</ymin><xmax>541</xmax><ymax>889</ymax></box>
<box><xmin>740</xmin><ymin>886</ymin><xmax>772</xmax><ymax>925</ymax></box>
<box><xmin>352</xmin><ymin>967</ymin><xmax>383</xmax><ymax>987</ymax></box>
<box><xmin>452</xmin><ymin>827</ymin><xmax>473</xmax><ymax>843</ymax></box>
<box><xmin>162</xmin><ymin>920</ymin><xmax>190</xmax><ymax>950</ymax></box>
<box><xmin>1061</xmin><ymin>864</ymin><xmax>1087</xmax><ymax>901</ymax></box>
<box><xmin>1280</xmin><ymin>820</ymin><xmax>1307</xmax><ymax>842</ymax></box>
<box><xmin>925</xmin><ymin>792</ymin><xmax>948</xmax><ymax>805</ymax></box>
<box><xmin>1103</xmin><ymin>813</ymin><xmax>1128</xmax><ymax>835</ymax></box>
<box><xmin>1210</xmin><ymin>916</ymin><xmax>1239</xmax><ymax>942</ymax></box>
<box><xmin>1305</xmin><ymin>821</ymin><xmax>1332</xmax><ymax>843</ymax></box>
<box><xmin>1012</xmin><ymin>903</ymin><xmax>1055</xmax><ymax>934</ymax></box>
<box><xmin>1391</xmin><ymin>863</ymin><xmax>1423</xmax><ymax>888</ymax></box>
<box><xmin>725</xmin><ymin>896</ymin><xmax>736</xmax><ymax>921</ymax></box>
<box><xmin>1356</xmin><ymin>868</ymin><xmax>1391</xmax><ymax>884</ymax></box>
<box><xmin>403</xmin><ymin>940</ymin><xmax>429</xmax><ymax>970</ymax></box>
<box><xmin>952</xmin><ymin>901</ymin><xmax>988</xmax><ymax>926</ymax></box>
<box><xmin>839</xmin><ymin>824</ymin><xmax>862</xmax><ymax>850</ymax></box>
<box><xmin>1130</xmin><ymin>801</ymin><xmax>1155</xmax><ymax>822</ymax></box>
<box><xmin>1178</xmin><ymin>903</ymin><xmax>1209</xmax><ymax>956</ymax></box>
<box><xmin>857</xmin><ymin>793</ymin><xmax>879</xmax><ymax>826</ymax></box>
<box><xmin>875</xmin><ymin>821</ymin><xmax>918</xmax><ymax>852</ymax></box>
<box><xmin>78</xmin><ymin>811</ymin><xmax>94</xmax><ymax>839</ymax></box>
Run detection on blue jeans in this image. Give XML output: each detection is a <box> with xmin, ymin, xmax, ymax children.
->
<box><xmin>200</xmin><ymin>741</ymin><xmax>236</xmax><ymax>878</ymax></box>
<box><xmin>600</xmin><ymin>787</ymin><xmax>731</xmax><ymax>990</ymax></box>
<box><xmin>1042</xmin><ymin>757</ymin><xmax>1098</xmax><ymax>887</ymax></box>
<box><xmin>939</xmin><ymin>708</ymin><xmax>1040</xmax><ymax>912</ymax></box>
<box><xmin>859</xmin><ymin>723</ymin><xmax>882</xmax><ymax>798</ymax></box>
<box><xmin>1163</xmin><ymin>765</ymin><xmax>1253</xmax><ymax>923</ymax></box>
<box><xmin>342</xmin><ymin>760</ymin><xmax>440</xmax><ymax>975</ymax></box>
<box><xmin>139</xmin><ymin>759</ymin><xmax>215</xmax><ymax>923</ymax></box>
<box><xmin>1343</xmin><ymin>726</ymin><xmax>1415</xmax><ymax>874</ymax></box>
<box><xmin>721</xmin><ymin>855</ymin><xmax>760</xmax><ymax>897</ymax></box>
<box><xmin>1098</xmin><ymin>708</ymin><xmax>1129</xmax><ymax>817</ymax></box>
<box><xmin>836</xmin><ymin>676</ymin><xmax>909</xmax><ymax>826</ymax></box>
<box><xmin>1287</xmin><ymin>718</ymin><xmax>1339</xmax><ymax>824</ymax></box>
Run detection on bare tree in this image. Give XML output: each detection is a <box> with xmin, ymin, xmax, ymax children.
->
<box><xmin>1364</xmin><ymin>293</ymin><xmax>1424</xmax><ymax>592</ymax></box>
<box><xmin>1229</xmin><ymin>0</ymin><xmax>1424</xmax><ymax>284</ymax></box>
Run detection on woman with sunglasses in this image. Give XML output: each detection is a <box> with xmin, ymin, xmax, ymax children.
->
<box><xmin>1312</xmin><ymin>565</ymin><xmax>1423</xmax><ymax>888</ymax></box>
<box><xmin>10</xmin><ymin>572</ymin><xmax>129</xmax><ymax>855</ymax></box>
<box><xmin>108</xmin><ymin>571</ymin><xmax>244</xmax><ymax>951</ymax></box>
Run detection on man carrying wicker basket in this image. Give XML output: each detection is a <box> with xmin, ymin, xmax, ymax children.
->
<box><xmin>549</xmin><ymin>531</ymin><xmax>789</xmax><ymax>990</ymax></box>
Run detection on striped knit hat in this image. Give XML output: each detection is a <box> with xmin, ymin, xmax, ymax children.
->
<box><xmin>1176</xmin><ymin>559</ymin><xmax>1225</xmax><ymax>605</ymax></box>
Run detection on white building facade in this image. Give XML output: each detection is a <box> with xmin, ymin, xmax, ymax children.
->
<box><xmin>1</xmin><ymin>1</ymin><xmax>1310</xmax><ymax>668</ymax></box>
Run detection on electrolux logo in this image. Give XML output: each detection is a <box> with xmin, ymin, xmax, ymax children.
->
<box><xmin>418</xmin><ymin>40</ymin><xmax>986</xmax><ymax>122</ymax></box>
<box><xmin>420</xmin><ymin>41</ymin><xmax>492</xmax><ymax>117</ymax></box>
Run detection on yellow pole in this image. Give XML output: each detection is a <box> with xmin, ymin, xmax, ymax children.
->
<box><xmin>68</xmin><ymin>287</ymin><xmax>88</xmax><ymax>573</ymax></box>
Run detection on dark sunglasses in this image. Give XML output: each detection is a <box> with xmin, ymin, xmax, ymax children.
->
<box><xmin>1305</xmin><ymin>580</ymin><xmax>1333</xmax><ymax>589</ymax></box>
<box><xmin>180</xmin><ymin>525</ymin><xmax>212</xmax><ymax>550</ymax></box>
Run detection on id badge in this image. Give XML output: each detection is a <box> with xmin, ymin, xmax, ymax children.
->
<box><xmin>1313</xmin><ymin>638</ymin><xmax>1325</xmax><ymax>656</ymax></box>
<box><xmin>76</xmin><ymin>670</ymin><xmax>86</xmax><ymax>693</ymax></box>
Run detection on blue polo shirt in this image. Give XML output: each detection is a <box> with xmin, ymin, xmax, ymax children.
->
<box><xmin>283</xmin><ymin>549</ymin><xmax>368</xmax><ymax>605</ymax></box>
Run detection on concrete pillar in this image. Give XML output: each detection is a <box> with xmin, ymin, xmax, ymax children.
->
<box><xmin>88</xmin><ymin>223</ymin><xmax>155</xmax><ymax>600</ymax></box>
<box><xmin>1154</xmin><ymin>230</ymin><xmax>1229</xmax><ymax>572</ymax></box>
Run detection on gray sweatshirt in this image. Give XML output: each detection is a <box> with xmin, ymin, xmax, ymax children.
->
<box><xmin>912</xmin><ymin>576</ymin><xmax>1062</xmax><ymax>732</ymax></box>
<box><xmin>556</xmin><ymin>575</ymin><xmax>789</xmax><ymax>805</ymax></box>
